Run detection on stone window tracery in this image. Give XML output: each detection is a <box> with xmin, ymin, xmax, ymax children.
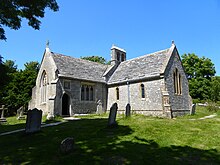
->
<box><xmin>173</xmin><ymin>68</ymin><xmax>182</xmax><ymax>95</ymax></box>
<box><xmin>81</xmin><ymin>84</ymin><xmax>94</xmax><ymax>101</ymax></box>
<box><xmin>41</xmin><ymin>71</ymin><xmax>47</xmax><ymax>103</ymax></box>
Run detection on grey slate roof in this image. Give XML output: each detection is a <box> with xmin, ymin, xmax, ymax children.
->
<box><xmin>52</xmin><ymin>53</ymin><xmax>108</xmax><ymax>83</ymax></box>
<box><xmin>50</xmin><ymin>45</ymin><xmax>174</xmax><ymax>85</ymax></box>
<box><xmin>107</xmin><ymin>48</ymin><xmax>172</xmax><ymax>84</ymax></box>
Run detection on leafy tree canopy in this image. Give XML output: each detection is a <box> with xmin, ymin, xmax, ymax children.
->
<box><xmin>181</xmin><ymin>53</ymin><xmax>217</xmax><ymax>102</ymax></box>
<box><xmin>0</xmin><ymin>59</ymin><xmax>39</xmax><ymax>115</ymax></box>
<box><xmin>181</xmin><ymin>53</ymin><xmax>215</xmax><ymax>79</ymax></box>
<box><xmin>81</xmin><ymin>56</ymin><xmax>108</xmax><ymax>65</ymax></box>
<box><xmin>0</xmin><ymin>0</ymin><xmax>59</xmax><ymax>40</ymax></box>
<box><xmin>210</xmin><ymin>76</ymin><xmax>220</xmax><ymax>102</ymax></box>
<box><xmin>0</xmin><ymin>55</ymin><xmax>3</xmax><ymax>64</ymax></box>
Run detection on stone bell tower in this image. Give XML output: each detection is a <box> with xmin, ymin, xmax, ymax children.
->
<box><xmin>110</xmin><ymin>45</ymin><xmax>126</xmax><ymax>65</ymax></box>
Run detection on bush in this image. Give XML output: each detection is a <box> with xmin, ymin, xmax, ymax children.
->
<box><xmin>206</xmin><ymin>102</ymin><xmax>219</xmax><ymax>112</ymax></box>
<box><xmin>193</xmin><ymin>99</ymin><xmax>200</xmax><ymax>104</ymax></box>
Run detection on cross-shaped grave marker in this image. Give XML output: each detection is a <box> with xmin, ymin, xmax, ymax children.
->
<box><xmin>0</xmin><ymin>105</ymin><xmax>7</xmax><ymax>122</ymax></box>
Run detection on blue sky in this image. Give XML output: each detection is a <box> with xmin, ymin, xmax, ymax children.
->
<box><xmin>1</xmin><ymin>0</ymin><xmax>220</xmax><ymax>75</ymax></box>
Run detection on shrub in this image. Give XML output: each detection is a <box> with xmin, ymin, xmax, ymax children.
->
<box><xmin>206</xmin><ymin>102</ymin><xmax>219</xmax><ymax>112</ymax></box>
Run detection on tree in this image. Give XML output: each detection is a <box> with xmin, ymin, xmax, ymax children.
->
<box><xmin>81</xmin><ymin>56</ymin><xmax>107</xmax><ymax>64</ymax></box>
<box><xmin>0</xmin><ymin>55</ymin><xmax>3</xmax><ymax>63</ymax></box>
<box><xmin>181</xmin><ymin>53</ymin><xmax>216</xmax><ymax>101</ymax></box>
<box><xmin>0</xmin><ymin>0</ymin><xmax>59</xmax><ymax>40</ymax></box>
<box><xmin>210</xmin><ymin>76</ymin><xmax>220</xmax><ymax>102</ymax></box>
<box><xmin>181</xmin><ymin>53</ymin><xmax>215</xmax><ymax>79</ymax></box>
<box><xmin>189</xmin><ymin>77</ymin><xmax>211</xmax><ymax>100</ymax></box>
<box><xmin>1</xmin><ymin>61</ymin><xmax>39</xmax><ymax>115</ymax></box>
<box><xmin>0</xmin><ymin>59</ymin><xmax>17</xmax><ymax>90</ymax></box>
<box><xmin>0</xmin><ymin>59</ymin><xmax>17</xmax><ymax>105</ymax></box>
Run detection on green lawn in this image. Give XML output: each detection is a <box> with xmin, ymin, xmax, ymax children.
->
<box><xmin>0</xmin><ymin>107</ymin><xmax>219</xmax><ymax>164</ymax></box>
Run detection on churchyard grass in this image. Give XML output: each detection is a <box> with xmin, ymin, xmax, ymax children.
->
<box><xmin>0</xmin><ymin>107</ymin><xmax>219</xmax><ymax>164</ymax></box>
<box><xmin>0</xmin><ymin>115</ymin><xmax>64</xmax><ymax>133</ymax></box>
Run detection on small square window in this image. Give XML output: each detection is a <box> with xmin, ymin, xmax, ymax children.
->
<box><xmin>64</xmin><ymin>81</ymin><xmax>70</xmax><ymax>89</ymax></box>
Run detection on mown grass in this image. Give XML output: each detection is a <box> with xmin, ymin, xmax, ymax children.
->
<box><xmin>0</xmin><ymin>107</ymin><xmax>219</xmax><ymax>164</ymax></box>
<box><xmin>0</xmin><ymin>115</ymin><xmax>64</xmax><ymax>133</ymax></box>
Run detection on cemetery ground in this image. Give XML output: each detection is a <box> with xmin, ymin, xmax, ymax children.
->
<box><xmin>0</xmin><ymin>107</ymin><xmax>220</xmax><ymax>164</ymax></box>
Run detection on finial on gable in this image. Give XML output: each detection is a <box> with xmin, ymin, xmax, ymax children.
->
<box><xmin>46</xmin><ymin>40</ymin><xmax>50</xmax><ymax>52</ymax></box>
<box><xmin>46</xmin><ymin>40</ymin><xmax>49</xmax><ymax>48</ymax></box>
<box><xmin>171</xmin><ymin>40</ymin><xmax>175</xmax><ymax>46</ymax></box>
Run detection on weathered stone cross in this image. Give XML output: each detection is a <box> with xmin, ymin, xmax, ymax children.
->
<box><xmin>0</xmin><ymin>105</ymin><xmax>7</xmax><ymax>122</ymax></box>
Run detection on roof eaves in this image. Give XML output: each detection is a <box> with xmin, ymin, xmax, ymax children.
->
<box><xmin>58</xmin><ymin>74</ymin><xmax>106</xmax><ymax>84</ymax></box>
<box><xmin>107</xmin><ymin>73</ymin><xmax>163</xmax><ymax>86</ymax></box>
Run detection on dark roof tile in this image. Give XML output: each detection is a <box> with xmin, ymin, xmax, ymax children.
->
<box><xmin>52</xmin><ymin>53</ymin><xmax>107</xmax><ymax>83</ymax></box>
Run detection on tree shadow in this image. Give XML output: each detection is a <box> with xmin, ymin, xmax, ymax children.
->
<box><xmin>0</xmin><ymin>118</ymin><xmax>219</xmax><ymax>164</ymax></box>
<box><xmin>0</xmin><ymin>121</ymin><xmax>26</xmax><ymax>133</ymax></box>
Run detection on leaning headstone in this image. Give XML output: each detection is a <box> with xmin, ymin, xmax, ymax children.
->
<box><xmin>190</xmin><ymin>104</ymin><xmax>196</xmax><ymax>115</ymax></box>
<box><xmin>0</xmin><ymin>105</ymin><xmax>7</xmax><ymax>122</ymax></box>
<box><xmin>125</xmin><ymin>103</ymin><xmax>131</xmax><ymax>117</ymax></box>
<box><xmin>96</xmin><ymin>100</ymin><xmax>103</xmax><ymax>114</ymax></box>
<box><xmin>60</xmin><ymin>137</ymin><xmax>74</xmax><ymax>154</ymax></box>
<box><xmin>17</xmin><ymin>106</ymin><xmax>25</xmax><ymax>120</ymax></box>
<box><xmin>108</xmin><ymin>103</ymin><xmax>118</xmax><ymax>127</ymax></box>
<box><xmin>25</xmin><ymin>108</ymin><xmax>42</xmax><ymax>133</ymax></box>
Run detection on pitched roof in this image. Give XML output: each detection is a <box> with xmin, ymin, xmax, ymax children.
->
<box><xmin>52</xmin><ymin>53</ymin><xmax>108</xmax><ymax>83</ymax></box>
<box><xmin>107</xmin><ymin>45</ymin><xmax>174</xmax><ymax>84</ymax></box>
<box><xmin>49</xmin><ymin>44</ymin><xmax>175</xmax><ymax>85</ymax></box>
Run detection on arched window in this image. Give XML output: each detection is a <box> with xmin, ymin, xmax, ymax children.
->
<box><xmin>173</xmin><ymin>68</ymin><xmax>182</xmax><ymax>95</ymax></box>
<box><xmin>81</xmin><ymin>84</ymin><xmax>95</xmax><ymax>101</ymax></box>
<box><xmin>90</xmin><ymin>86</ymin><xmax>94</xmax><ymax>101</ymax></box>
<box><xmin>81</xmin><ymin>85</ymin><xmax>85</xmax><ymax>100</ymax></box>
<box><xmin>41</xmin><ymin>71</ymin><xmax>47</xmax><ymax>103</ymax></box>
<box><xmin>173</xmin><ymin>70</ymin><xmax>177</xmax><ymax>94</ymax></box>
<box><xmin>116</xmin><ymin>87</ymin><xmax>119</xmax><ymax>100</ymax></box>
<box><xmin>86</xmin><ymin>86</ymin><xmax>89</xmax><ymax>101</ymax></box>
<box><xmin>140</xmin><ymin>84</ymin><xmax>145</xmax><ymax>98</ymax></box>
<box><xmin>179</xmin><ymin>74</ymin><xmax>182</xmax><ymax>95</ymax></box>
<box><xmin>117</xmin><ymin>52</ymin><xmax>120</xmax><ymax>61</ymax></box>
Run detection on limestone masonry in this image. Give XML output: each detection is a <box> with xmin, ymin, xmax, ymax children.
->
<box><xmin>29</xmin><ymin>42</ymin><xmax>191</xmax><ymax>118</ymax></box>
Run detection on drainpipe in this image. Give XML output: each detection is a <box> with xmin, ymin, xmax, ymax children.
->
<box><xmin>127</xmin><ymin>80</ymin><xmax>130</xmax><ymax>104</ymax></box>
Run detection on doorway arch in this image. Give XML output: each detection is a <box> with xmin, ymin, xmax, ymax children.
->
<box><xmin>62</xmin><ymin>93</ymin><xmax>70</xmax><ymax>116</ymax></box>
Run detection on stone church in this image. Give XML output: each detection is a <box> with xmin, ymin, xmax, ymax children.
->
<box><xmin>29</xmin><ymin>42</ymin><xmax>191</xmax><ymax>118</ymax></box>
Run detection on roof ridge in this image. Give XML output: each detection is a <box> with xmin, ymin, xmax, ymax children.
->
<box><xmin>52</xmin><ymin>52</ymin><xmax>108</xmax><ymax>66</ymax></box>
<box><xmin>122</xmin><ymin>47</ymin><xmax>170</xmax><ymax>63</ymax></box>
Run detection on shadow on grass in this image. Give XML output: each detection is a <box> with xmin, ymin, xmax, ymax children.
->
<box><xmin>0</xmin><ymin>118</ymin><xmax>219</xmax><ymax>164</ymax></box>
<box><xmin>0</xmin><ymin>122</ymin><xmax>26</xmax><ymax>133</ymax></box>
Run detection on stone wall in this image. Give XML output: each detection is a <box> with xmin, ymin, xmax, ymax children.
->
<box><xmin>164</xmin><ymin>48</ymin><xmax>190</xmax><ymax>117</ymax></box>
<box><xmin>107</xmin><ymin>79</ymin><xmax>164</xmax><ymax>116</ymax></box>
<box><xmin>54</xmin><ymin>78</ymin><xmax>107</xmax><ymax>115</ymax></box>
<box><xmin>29</xmin><ymin>50</ymin><xmax>58</xmax><ymax>116</ymax></box>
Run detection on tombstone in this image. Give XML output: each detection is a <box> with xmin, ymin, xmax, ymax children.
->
<box><xmin>17</xmin><ymin>106</ymin><xmax>25</xmax><ymax>120</ymax></box>
<box><xmin>25</xmin><ymin>108</ymin><xmax>42</xmax><ymax>133</ymax></box>
<box><xmin>0</xmin><ymin>105</ymin><xmax>7</xmax><ymax>122</ymax></box>
<box><xmin>96</xmin><ymin>100</ymin><xmax>103</xmax><ymax>114</ymax></box>
<box><xmin>125</xmin><ymin>103</ymin><xmax>131</xmax><ymax>117</ymax></box>
<box><xmin>108</xmin><ymin>103</ymin><xmax>118</xmax><ymax>127</ymax></box>
<box><xmin>60</xmin><ymin>137</ymin><xmax>75</xmax><ymax>154</ymax></box>
<box><xmin>190</xmin><ymin>104</ymin><xmax>196</xmax><ymax>115</ymax></box>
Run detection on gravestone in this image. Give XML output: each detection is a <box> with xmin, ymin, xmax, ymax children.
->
<box><xmin>17</xmin><ymin>106</ymin><xmax>25</xmax><ymax>120</ymax></box>
<box><xmin>96</xmin><ymin>100</ymin><xmax>103</xmax><ymax>114</ymax></box>
<box><xmin>25</xmin><ymin>108</ymin><xmax>42</xmax><ymax>133</ymax></box>
<box><xmin>0</xmin><ymin>105</ymin><xmax>7</xmax><ymax>122</ymax></box>
<box><xmin>190</xmin><ymin>104</ymin><xmax>196</xmax><ymax>115</ymax></box>
<box><xmin>60</xmin><ymin>137</ymin><xmax>75</xmax><ymax>154</ymax></box>
<box><xmin>125</xmin><ymin>103</ymin><xmax>131</xmax><ymax>117</ymax></box>
<box><xmin>108</xmin><ymin>103</ymin><xmax>118</xmax><ymax>126</ymax></box>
